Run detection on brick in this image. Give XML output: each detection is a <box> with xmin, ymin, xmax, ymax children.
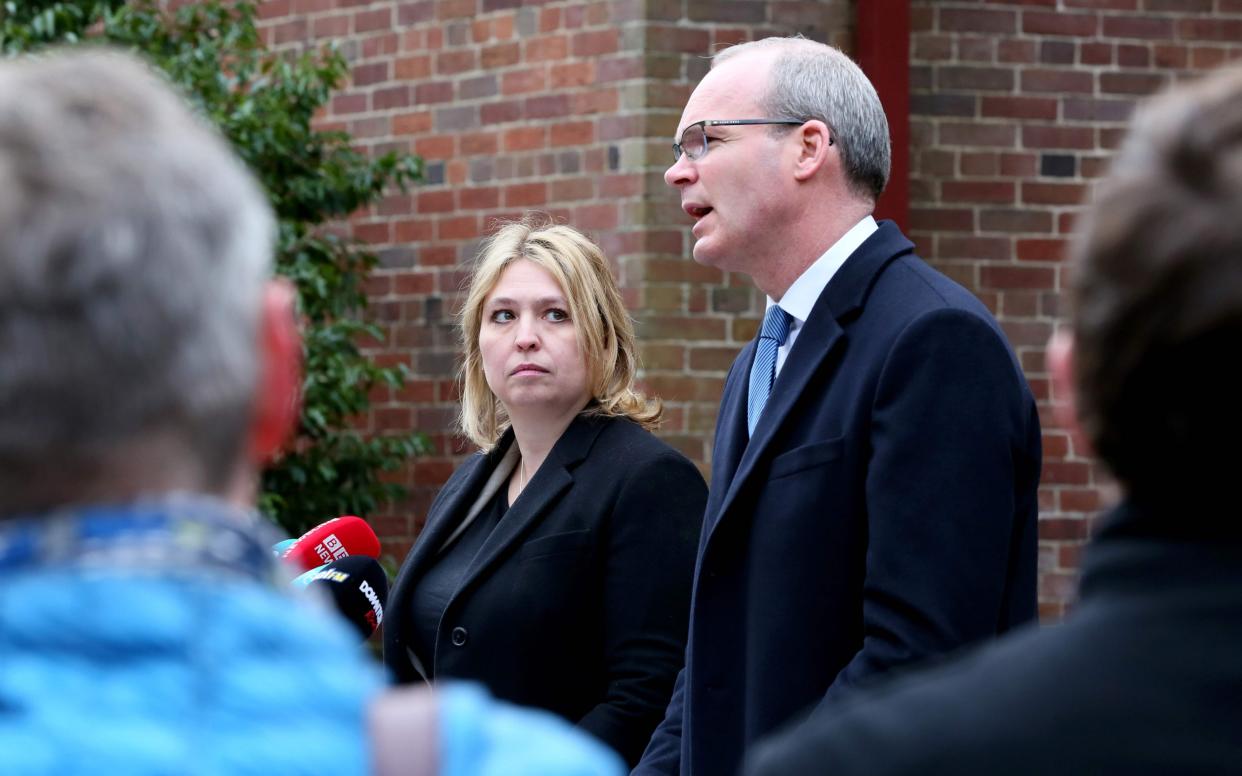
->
<box><xmin>502</xmin><ymin>126</ymin><xmax>544</xmax><ymax>152</ymax></box>
<box><xmin>1080</xmin><ymin>42</ymin><xmax>1113</xmax><ymax>65</ymax></box>
<box><xmin>481</xmin><ymin>43</ymin><xmax>520</xmax><ymax>69</ymax></box>
<box><xmin>414</xmin><ymin>81</ymin><xmax>454</xmax><ymax>105</ymax></box>
<box><xmin>1101</xmin><ymin>15</ymin><xmax>1173</xmax><ymax>39</ymax></box>
<box><xmin>960</xmin><ymin>152</ymin><xmax>998</xmax><ymax>176</ymax></box>
<box><xmin>398</xmin><ymin>1</ymin><xmax>435</xmax><ymax>24</ymax></box>
<box><xmin>1153</xmin><ymin>44</ymin><xmax>1188</xmax><ymax>68</ymax></box>
<box><xmin>395</xmin><ymin>55</ymin><xmax>432</xmax><ymax>80</ymax></box>
<box><xmin>551</xmin><ymin>120</ymin><xmax>595</xmax><ymax>146</ymax></box>
<box><xmin>1016</xmin><ymin>238</ymin><xmax>1069</xmax><ymax>262</ymax></box>
<box><xmin>640</xmin><ymin>315</ymin><xmax>728</xmax><ymax>341</ymax></box>
<box><xmin>435</xmin><ymin>49</ymin><xmax>477</xmax><ymax>75</ymax></box>
<box><xmin>1023</xmin><ymin>11</ymin><xmax>1097</xmax><ymax>37</ymax></box>
<box><xmin>1040</xmin><ymin>40</ymin><xmax>1075</xmax><ymax>65</ymax></box>
<box><xmin>911</xmin><ymin>93</ymin><xmax>977</xmax><ymax>117</ymax></box>
<box><xmin>1001</xmin><ymin>153</ymin><xmax>1039</xmax><ymax>177</ymax></box>
<box><xmin>459</xmin><ymin>75</ymin><xmax>498</xmax><ymax>101</ymax></box>
<box><xmin>374</xmin><ymin>86</ymin><xmax>412</xmax><ymax>111</ymax></box>
<box><xmin>942</xmin><ymin>180</ymin><xmax>1016</xmax><ymax>204</ymax></box>
<box><xmin>1117</xmin><ymin>44</ymin><xmax>1150</xmax><ymax>67</ymax></box>
<box><xmin>1040</xmin><ymin>516</ymin><xmax>1089</xmax><ymax>540</ymax></box>
<box><xmin>574</xmin><ymin>29</ymin><xmax>621</xmax><ymax>56</ymax></box>
<box><xmin>939</xmin><ymin>66</ymin><xmax>1014</xmax><ymax>92</ymax></box>
<box><xmin>1063</xmin><ymin>97</ymin><xmax>1135</xmax><ymax>123</ymax></box>
<box><xmin>480</xmin><ymin>100</ymin><xmax>523</xmax><ymax>125</ymax></box>
<box><xmin>1040</xmin><ymin>154</ymin><xmax>1076</xmax><ymax>178</ymax></box>
<box><xmin>312</xmin><ymin>14</ymin><xmax>350</xmax><ymax>38</ymax></box>
<box><xmin>502</xmin><ymin>67</ymin><xmax>547</xmax><ymax>95</ymax></box>
<box><xmin>1022</xmin><ymin>125</ymin><xmax>1094</xmax><ymax>150</ymax></box>
<box><xmin>1023</xmin><ymin>182</ymin><xmax>1087</xmax><ymax>206</ymax></box>
<box><xmin>1022</xmin><ymin>69</ymin><xmax>1094</xmax><ymax>94</ymax></box>
<box><xmin>910</xmin><ymin>208</ymin><xmax>974</xmax><ymax>233</ymax></box>
<box><xmin>958</xmin><ymin>36</ymin><xmax>995</xmax><ymax>62</ymax></box>
<box><xmin>414</xmin><ymin>135</ymin><xmax>455</xmax><ymax>159</ymax></box>
<box><xmin>913</xmin><ymin>34</ymin><xmax>953</xmax><ymax>61</ymax></box>
<box><xmin>980</xmin><ymin>265</ymin><xmax>1056</xmax><ymax>290</ymax></box>
<box><xmin>526</xmin><ymin>35</ymin><xmax>569</xmax><ymax>62</ymax></box>
<box><xmin>458</xmin><ymin>186</ymin><xmax>499</xmax><ymax>210</ymax></box>
<box><xmin>940</xmin><ymin>122</ymin><xmax>1016</xmax><ymax>148</ymax></box>
<box><xmin>686</xmin><ymin>0</ymin><xmax>766</xmax><ymax>24</ymax></box>
<box><xmin>982</xmin><ymin>96</ymin><xmax>1058</xmax><ymax>120</ymax></box>
<box><xmin>939</xmin><ymin>236</ymin><xmax>1011</xmax><ymax>260</ymax></box>
<box><xmin>551</xmin><ymin>61</ymin><xmax>596</xmax><ymax>89</ymax></box>
<box><xmin>981</xmin><ymin>209</ymin><xmax>1054</xmax><ymax>234</ymax></box>
<box><xmin>503</xmin><ymin>182</ymin><xmax>548</xmax><ymax>207</ymax></box>
<box><xmin>939</xmin><ymin>7</ymin><xmax>1016</xmax><ymax>33</ymax></box>
<box><xmin>1179</xmin><ymin>18</ymin><xmax>1242</xmax><ymax>41</ymax></box>
<box><xmin>352</xmin><ymin>61</ymin><xmax>389</xmax><ymax>87</ymax></box>
<box><xmin>1100</xmin><ymin>72</ymin><xmax>1167</xmax><ymax>95</ymax></box>
<box><xmin>436</xmin><ymin>0</ymin><xmax>475</xmax><ymax>20</ymax></box>
<box><xmin>437</xmin><ymin>215</ymin><xmax>481</xmax><ymax>241</ymax></box>
<box><xmin>1065</xmin><ymin>0</ymin><xmax>1134</xmax><ymax>7</ymax></box>
<box><xmin>571</xmin><ymin>203</ymin><xmax>620</xmax><ymax>230</ymax></box>
<box><xmin>999</xmin><ymin>39</ymin><xmax>1038</xmax><ymax>63</ymax></box>
<box><xmin>417</xmin><ymin>190</ymin><xmax>456</xmax><ymax>214</ymax></box>
<box><xmin>394</xmin><ymin>219</ymin><xmax>434</xmax><ymax>243</ymax></box>
<box><xmin>355</xmin><ymin>7</ymin><xmax>392</xmax><ymax>32</ymax></box>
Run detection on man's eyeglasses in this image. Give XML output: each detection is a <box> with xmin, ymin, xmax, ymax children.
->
<box><xmin>671</xmin><ymin>119</ymin><xmax>819</xmax><ymax>162</ymax></box>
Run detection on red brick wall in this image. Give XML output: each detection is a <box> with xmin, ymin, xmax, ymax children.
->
<box><xmin>257</xmin><ymin>0</ymin><xmax>1242</xmax><ymax>620</ymax></box>
<box><xmin>909</xmin><ymin>0</ymin><xmax>1242</xmax><ymax>619</ymax></box>
<box><xmin>256</xmin><ymin>0</ymin><xmax>854</xmax><ymax>562</ymax></box>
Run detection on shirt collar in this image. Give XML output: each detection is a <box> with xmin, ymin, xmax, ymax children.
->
<box><xmin>767</xmin><ymin>215</ymin><xmax>878</xmax><ymax>323</ymax></box>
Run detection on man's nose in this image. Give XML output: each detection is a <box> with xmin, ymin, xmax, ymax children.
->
<box><xmin>665</xmin><ymin>153</ymin><xmax>696</xmax><ymax>188</ymax></box>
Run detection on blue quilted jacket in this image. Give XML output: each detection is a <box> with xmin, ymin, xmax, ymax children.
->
<box><xmin>0</xmin><ymin>496</ymin><xmax>382</xmax><ymax>776</ymax></box>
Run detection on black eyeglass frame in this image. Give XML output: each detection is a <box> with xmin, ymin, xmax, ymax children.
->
<box><xmin>671</xmin><ymin>118</ymin><xmax>830</xmax><ymax>162</ymax></box>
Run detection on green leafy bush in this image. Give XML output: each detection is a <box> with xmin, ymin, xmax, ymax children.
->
<box><xmin>2</xmin><ymin>0</ymin><xmax>428</xmax><ymax>535</ymax></box>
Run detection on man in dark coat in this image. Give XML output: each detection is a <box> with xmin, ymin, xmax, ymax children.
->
<box><xmin>634</xmin><ymin>36</ymin><xmax>1041</xmax><ymax>776</ymax></box>
<box><xmin>746</xmin><ymin>62</ymin><xmax>1242</xmax><ymax>776</ymax></box>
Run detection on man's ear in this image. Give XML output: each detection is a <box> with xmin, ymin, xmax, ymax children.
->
<box><xmin>792</xmin><ymin>120</ymin><xmax>834</xmax><ymax>182</ymax></box>
<box><xmin>1047</xmin><ymin>328</ymin><xmax>1092</xmax><ymax>457</ymax></box>
<box><xmin>248</xmin><ymin>278</ymin><xmax>302</xmax><ymax>465</ymax></box>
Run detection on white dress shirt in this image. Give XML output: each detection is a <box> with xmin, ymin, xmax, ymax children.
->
<box><xmin>769</xmin><ymin>216</ymin><xmax>878</xmax><ymax>376</ymax></box>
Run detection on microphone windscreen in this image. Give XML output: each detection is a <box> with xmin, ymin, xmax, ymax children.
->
<box><xmin>281</xmin><ymin>515</ymin><xmax>381</xmax><ymax>572</ymax></box>
<box><xmin>302</xmin><ymin>555</ymin><xmax>389</xmax><ymax>641</ymax></box>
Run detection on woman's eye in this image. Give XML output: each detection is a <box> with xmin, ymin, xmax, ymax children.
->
<box><xmin>545</xmin><ymin>308</ymin><xmax>569</xmax><ymax>323</ymax></box>
<box><xmin>490</xmin><ymin>309</ymin><xmax>515</xmax><ymax>323</ymax></box>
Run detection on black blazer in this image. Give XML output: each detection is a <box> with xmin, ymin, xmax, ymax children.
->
<box><xmin>636</xmin><ymin>221</ymin><xmax>1042</xmax><ymax>776</ymax></box>
<box><xmin>384</xmin><ymin>414</ymin><xmax>705</xmax><ymax>767</ymax></box>
<box><xmin>745</xmin><ymin>501</ymin><xmax>1242</xmax><ymax>776</ymax></box>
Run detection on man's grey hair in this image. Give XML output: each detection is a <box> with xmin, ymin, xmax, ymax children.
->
<box><xmin>0</xmin><ymin>49</ymin><xmax>276</xmax><ymax>512</ymax></box>
<box><xmin>715</xmin><ymin>37</ymin><xmax>891</xmax><ymax>202</ymax></box>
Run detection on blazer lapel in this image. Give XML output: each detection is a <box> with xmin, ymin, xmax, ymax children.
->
<box><xmin>708</xmin><ymin>221</ymin><xmax>915</xmax><ymax>534</ymax></box>
<box><xmin>453</xmin><ymin>415</ymin><xmax>607</xmax><ymax>596</ymax></box>
<box><xmin>389</xmin><ymin>440</ymin><xmax>507</xmax><ymax>608</ymax></box>
<box><xmin>704</xmin><ymin>344</ymin><xmax>754</xmax><ymax>530</ymax></box>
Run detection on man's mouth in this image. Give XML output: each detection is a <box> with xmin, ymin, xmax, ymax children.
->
<box><xmin>684</xmin><ymin>203</ymin><xmax>713</xmax><ymax>219</ymax></box>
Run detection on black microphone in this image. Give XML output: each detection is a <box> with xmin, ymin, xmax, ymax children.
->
<box><xmin>298</xmin><ymin>555</ymin><xmax>389</xmax><ymax>641</ymax></box>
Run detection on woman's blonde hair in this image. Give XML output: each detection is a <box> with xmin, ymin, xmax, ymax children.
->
<box><xmin>458</xmin><ymin>217</ymin><xmax>661</xmax><ymax>450</ymax></box>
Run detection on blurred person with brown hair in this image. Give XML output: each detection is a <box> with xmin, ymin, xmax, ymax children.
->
<box><xmin>746</xmin><ymin>63</ymin><xmax>1242</xmax><ymax>776</ymax></box>
<box><xmin>384</xmin><ymin>218</ymin><xmax>705</xmax><ymax>768</ymax></box>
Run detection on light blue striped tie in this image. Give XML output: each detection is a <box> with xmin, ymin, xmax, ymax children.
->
<box><xmin>747</xmin><ymin>305</ymin><xmax>791</xmax><ymax>436</ymax></box>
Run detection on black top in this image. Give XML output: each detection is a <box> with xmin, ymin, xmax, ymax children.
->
<box><xmin>406</xmin><ymin>487</ymin><xmax>507</xmax><ymax>670</ymax></box>
<box><xmin>384</xmin><ymin>415</ymin><xmax>707</xmax><ymax>768</ymax></box>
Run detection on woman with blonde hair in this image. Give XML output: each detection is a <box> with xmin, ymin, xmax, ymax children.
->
<box><xmin>384</xmin><ymin>218</ymin><xmax>705</xmax><ymax>767</ymax></box>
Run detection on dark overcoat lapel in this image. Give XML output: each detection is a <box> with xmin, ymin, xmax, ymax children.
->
<box><xmin>705</xmin><ymin>224</ymin><xmax>915</xmax><ymax>540</ymax></box>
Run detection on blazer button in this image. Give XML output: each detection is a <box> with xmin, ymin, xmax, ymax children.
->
<box><xmin>450</xmin><ymin>626</ymin><xmax>468</xmax><ymax>646</ymax></box>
